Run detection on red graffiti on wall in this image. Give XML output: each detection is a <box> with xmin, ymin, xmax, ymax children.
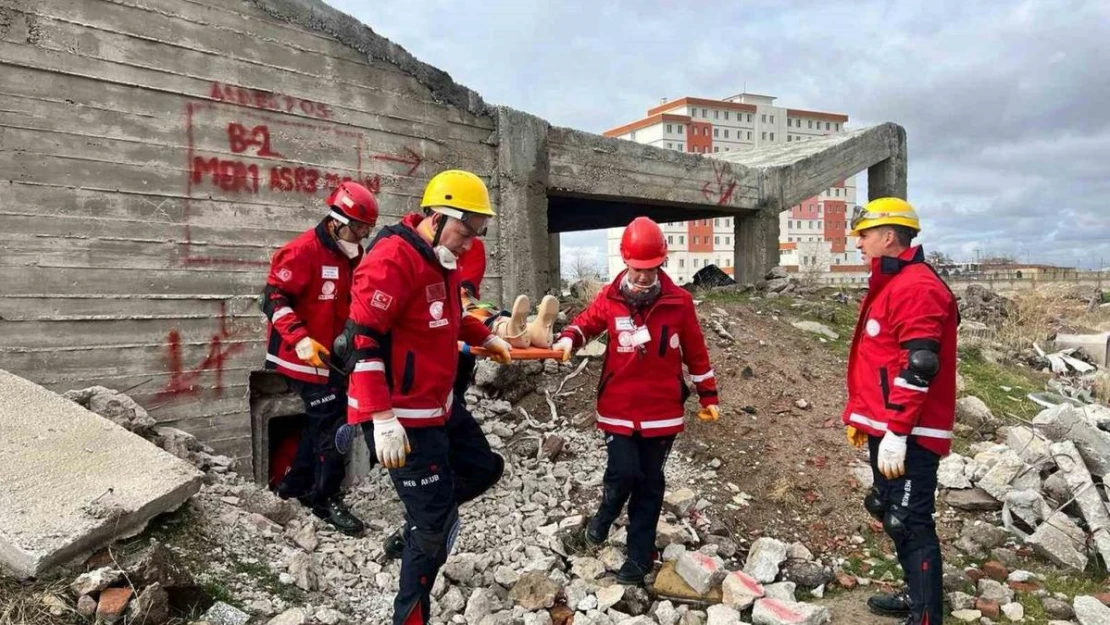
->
<box><xmin>157</xmin><ymin>302</ymin><xmax>248</xmax><ymax>400</ymax></box>
<box><xmin>702</xmin><ymin>161</ymin><xmax>738</xmax><ymax>206</ymax></box>
<box><xmin>181</xmin><ymin>89</ymin><xmax>422</xmax><ymax>266</ymax></box>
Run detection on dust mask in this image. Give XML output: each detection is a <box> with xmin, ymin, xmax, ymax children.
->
<box><xmin>435</xmin><ymin>246</ymin><xmax>458</xmax><ymax>270</ymax></box>
<box><xmin>336</xmin><ymin>239</ymin><xmax>360</xmax><ymax>259</ymax></box>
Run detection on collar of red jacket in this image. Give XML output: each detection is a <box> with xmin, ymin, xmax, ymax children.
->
<box><xmin>606</xmin><ymin>268</ymin><xmax>684</xmax><ymax>305</ymax></box>
<box><xmin>867</xmin><ymin>245</ymin><xmax>925</xmax><ymax>292</ymax></box>
<box><xmin>313</xmin><ymin>217</ymin><xmax>362</xmax><ymax>264</ymax></box>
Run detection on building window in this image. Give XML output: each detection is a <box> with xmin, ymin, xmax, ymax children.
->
<box><xmin>679</xmin><ymin>235</ymin><xmax>685</xmax><ymax>244</ymax></box>
<box><xmin>762</xmin><ymin>132</ymin><xmax>767</xmax><ymax>140</ymax></box>
<box><xmin>770</xmin><ymin>132</ymin><xmax>775</xmax><ymax>140</ymax></box>
<box><xmin>747</xmin><ymin>114</ymin><xmax>752</xmax><ymax>122</ymax></box>
<box><xmin>810</xmin><ymin>221</ymin><xmax>814</xmax><ymax>228</ymax></box>
<box><xmin>725</xmin><ymin>147</ymin><xmax>730</xmax><ymax>151</ymax></box>
<box><xmin>826</xmin><ymin>122</ymin><xmax>831</xmax><ymax>130</ymax></box>
<box><xmin>679</xmin><ymin>258</ymin><xmax>685</xmax><ymax>268</ymax></box>
<box><xmin>788</xmin><ymin>220</ymin><xmax>793</xmax><ymax>228</ymax></box>
<box><xmin>724</xmin><ymin>111</ymin><xmax>729</xmax><ymax>120</ymax></box>
<box><xmin>808</xmin><ymin>120</ymin><xmax>813</xmax><ymax>129</ymax></box>
<box><xmin>702</xmin><ymin>108</ymin><xmax>708</xmax><ymax>117</ymax></box>
<box><xmin>835</xmin><ymin>123</ymin><xmax>840</xmax><ymax>131</ymax></box>
<box><xmin>714</xmin><ymin>110</ymin><xmax>719</xmax><ymax>119</ymax></box>
<box><xmin>724</xmin><ymin>129</ymin><xmax>730</xmax><ymax>138</ymax></box>
<box><xmin>725</xmin><ymin>236</ymin><xmax>730</xmax><ymax>245</ymax></box>
<box><xmin>762</xmin><ymin>114</ymin><xmax>767</xmax><ymax>123</ymax></box>
<box><xmin>788</xmin><ymin>136</ymin><xmax>792</xmax><ymax>142</ymax></box>
<box><xmin>678</xmin><ymin>125</ymin><xmax>684</xmax><ymax>134</ymax></box>
<box><xmin>667</xmin><ymin>235</ymin><xmax>674</xmax><ymax>244</ymax></box>
<box><xmin>770</xmin><ymin>115</ymin><xmax>775</xmax><ymax>123</ymax></box>
<box><xmin>666</xmin><ymin>124</ymin><xmax>673</xmax><ymax>134</ymax></box>
<box><xmin>714</xmin><ymin>146</ymin><xmax>719</xmax><ymax>152</ymax></box>
<box><xmin>747</xmin><ymin>131</ymin><xmax>752</xmax><ymax>140</ymax></box>
<box><xmin>713</xmin><ymin>128</ymin><xmax>719</xmax><ymax>137</ymax></box>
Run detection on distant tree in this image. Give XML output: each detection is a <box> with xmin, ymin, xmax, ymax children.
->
<box><xmin>926</xmin><ymin>250</ymin><xmax>954</xmax><ymax>266</ymax></box>
<box><xmin>980</xmin><ymin>255</ymin><xmax>1017</xmax><ymax>265</ymax></box>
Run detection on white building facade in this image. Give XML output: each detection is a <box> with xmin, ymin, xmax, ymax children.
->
<box><xmin>603</xmin><ymin>93</ymin><xmax>868</xmax><ymax>285</ymax></box>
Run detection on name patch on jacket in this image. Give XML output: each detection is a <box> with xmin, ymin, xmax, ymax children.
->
<box><xmin>322</xmin><ymin>265</ymin><xmax>339</xmax><ymax>280</ymax></box>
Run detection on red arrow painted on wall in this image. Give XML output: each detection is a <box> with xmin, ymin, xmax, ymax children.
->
<box><xmin>373</xmin><ymin>147</ymin><xmax>423</xmax><ymax>177</ymax></box>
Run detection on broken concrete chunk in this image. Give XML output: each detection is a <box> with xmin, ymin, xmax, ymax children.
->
<box><xmin>762</xmin><ymin>581</ymin><xmax>797</xmax><ymax>602</ymax></box>
<box><xmin>676</xmin><ymin>550</ymin><xmax>725</xmax><ymax>595</ymax></box>
<box><xmin>977</xmin><ymin>449</ymin><xmax>1027</xmax><ymax>501</ymax></box>
<box><xmin>743</xmin><ymin>537</ymin><xmax>789</xmax><ymax>583</ymax></box>
<box><xmin>938</xmin><ymin>454</ymin><xmax>973</xmax><ymax>489</ymax></box>
<box><xmin>1034</xmin><ymin>404</ymin><xmax>1110</xmax><ymax>476</ymax></box>
<box><xmin>1026</xmin><ymin>511</ymin><xmax>1089</xmax><ymax>572</ymax></box>
<box><xmin>0</xmin><ymin>370</ymin><xmax>203</xmax><ymax>579</ymax></box>
<box><xmin>1074</xmin><ymin>595</ymin><xmax>1110</xmax><ymax>625</ymax></box>
<box><xmin>1004</xmin><ymin>426</ymin><xmax>1053</xmax><ymax>466</ymax></box>
<box><xmin>751</xmin><ymin>597</ymin><xmax>830</xmax><ymax>625</ymax></box>
<box><xmin>956</xmin><ymin>396</ymin><xmax>998</xmax><ymax>429</ymax></box>
<box><xmin>721</xmin><ymin>570</ymin><xmax>765</xmax><ymax>610</ymax></box>
<box><xmin>705</xmin><ymin>604</ymin><xmax>743</xmax><ymax>625</ymax></box>
<box><xmin>1049</xmin><ymin>441</ymin><xmax>1110</xmax><ymax>568</ymax></box>
<box><xmin>71</xmin><ymin>567</ymin><xmax>123</xmax><ymax>596</ymax></box>
<box><xmin>509</xmin><ymin>571</ymin><xmax>562</xmax><ymax>610</ymax></box>
<box><xmin>664</xmin><ymin>488</ymin><xmax>698</xmax><ymax>517</ymax></box>
<box><xmin>946</xmin><ymin>488</ymin><xmax>1003</xmax><ymax>511</ymax></box>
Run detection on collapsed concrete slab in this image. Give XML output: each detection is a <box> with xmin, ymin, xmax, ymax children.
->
<box><xmin>1050</xmin><ymin>441</ymin><xmax>1110</xmax><ymax>570</ymax></box>
<box><xmin>0</xmin><ymin>369</ymin><xmax>203</xmax><ymax>579</ymax></box>
<box><xmin>1033</xmin><ymin>404</ymin><xmax>1110</xmax><ymax>476</ymax></box>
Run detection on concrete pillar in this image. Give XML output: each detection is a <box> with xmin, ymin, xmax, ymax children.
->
<box><xmin>867</xmin><ymin>124</ymin><xmax>908</xmax><ymax>200</ymax></box>
<box><xmin>548</xmin><ymin>232</ymin><xmax>562</xmax><ymax>293</ymax></box>
<box><xmin>495</xmin><ymin>107</ymin><xmax>552</xmax><ymax>305</ymax></box>
<box><xmin>734</xmin><ymin>207</ymin><xmax>780</xmax><ymax>285</ymax></box>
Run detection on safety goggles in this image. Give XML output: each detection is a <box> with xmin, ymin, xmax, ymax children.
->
<box><xmin>431</xmin><ymin>206</ymin><xmax>488</xmax><ymax>238</ymax></box>
<box><xmin>849</xmin><ymin>204</ymin><xmax>919</xmax><ymax>232</ymax></box>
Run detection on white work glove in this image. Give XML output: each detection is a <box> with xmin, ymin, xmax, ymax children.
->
<box><xmin>552</xmin><ymin>337</ymin><xmax>573</xmax><ymax>361</ymax></box>
<box><xmin>877</xmin><ymin>431</ymin><xmax>908</xmax><ymax>479</ymax></box>
<box><xmin>294</xmin><ymin>337</ymin><xmax>329</xmax><ymax>368</ymax></box>
<box><xmin>482</xmin><ymin>335</ymin><xmax>513</xmax><ymax>365</ymax></box>
<box><xmin>373</xmin><ymin>412</ymin><xmax>410</xmax><ymax>469</ymax></box>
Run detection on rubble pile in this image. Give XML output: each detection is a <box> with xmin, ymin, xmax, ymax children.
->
<box><xmin>959</xmin><ymin>284</ymin><xmax>1015</xmax><ymax>326</ymax></box>
<box><xmin>940</xmin><ymin>400</ymin><xmax>1110</xmax><ymax>576</ymax></box>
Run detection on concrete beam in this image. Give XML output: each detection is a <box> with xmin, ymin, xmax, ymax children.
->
<box><xmin>716</xmin><ymin>122</ymin><xmax>907</xmax><ymax>209</ymax></box>
<box><xmin>496</xmin><ymin>107</ymin><xmax>554</xmax><ymax>303</ymax></box>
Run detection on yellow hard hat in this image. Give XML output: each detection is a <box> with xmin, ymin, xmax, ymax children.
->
<box><xmin>420</xmin><ymin>170</ymin><xmax>495</xmax><ymax>217</ymax></box>
<box><xmin>850</xmin><ymin>197</ymin><xmax>920</xmax><ymax>236</ymax></box>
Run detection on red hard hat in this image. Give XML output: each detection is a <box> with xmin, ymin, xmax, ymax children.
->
<box><xmin>620</xmin><ymin>217</ymin><xmax>667</xmax><ymax>269</ymax></box>
<box><xmin>326</xmin><ymin>182</ymin><xmax>378</xmax><ymax>227</ymax></box>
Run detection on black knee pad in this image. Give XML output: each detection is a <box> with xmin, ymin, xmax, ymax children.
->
<box><xmin>489</xmin><ymin>453</ymin><xmax>505</xmax><ymax>486</ymax></box>
<box><xmin>864</xmin><ymin>488</ymin><xmax>887</xmax><ymax>522</ymax></box>
<box><xmin>411</xmin><ymin>507</ymin><xmax>460</xmax><ymax>567</ymax></box>
<box><xmin>883</xmin><ymin>505</ymin><xmax>911</xmax><ymax>547</ymax></box>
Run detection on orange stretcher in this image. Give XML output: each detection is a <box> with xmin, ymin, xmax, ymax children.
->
<box><xmin>458</xmin><ymin>342</ymin><xmax>568</xmax><ymax>361</ymax></box>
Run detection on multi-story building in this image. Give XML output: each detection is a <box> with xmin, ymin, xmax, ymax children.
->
<box><xmin>603</xmin><ymin>93</ymin><xmax>868</xmax><ymax>285</ymax></box>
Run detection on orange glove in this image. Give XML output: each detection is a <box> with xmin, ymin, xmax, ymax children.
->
<box><xmin>697</xmin><ymin>405</ymin><xmax>720</xmax><ymax>422</ymax></box>
<box><xmin>846</xmin><ymin>425</ymin><xmax>868</xmax><ymax>448</ymax></box>
<box><xmin>294</xmin><ymin>337</ymin><xmax>330</xmax><ymax>368</ymax></box>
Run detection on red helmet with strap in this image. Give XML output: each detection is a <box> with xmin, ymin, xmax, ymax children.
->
<box><xmin>326</xmin><ymin>182</ymin><xmax>378</xmax><ymax>227</ymax></box>
<box><xmin>620</xmin><ymin>217</ymin><xmax>667</xmax><ymax>269</ymax></box>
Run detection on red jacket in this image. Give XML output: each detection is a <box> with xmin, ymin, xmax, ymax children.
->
<box><xmin>457</xmin><ymin>238</ymin><xmax>486</xmax><ymax>299</ymax></box>
<box><xmin>558</xmin><ymin>270</ymin><xmax>718</xmax><ymax>437</ymax></box>
<box><xmin>346</xmin><ymin>214</ymin><xmax>492</xmax><ymax>428</ymax></box>
<box><xmin>841</xmin><ymin>246</ymin><xmax>959</xmax><ymax>456</ymax></box>
<box><xmin>262</xmin><ymin>220</ymin><xmax>359</xmax><ymax>384</ymax></box>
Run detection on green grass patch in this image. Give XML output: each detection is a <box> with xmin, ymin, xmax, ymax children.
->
<box><xmin>957</xmin><ymin>347</ymin><xmax>1048</xmax><ymax>422</ymax></box>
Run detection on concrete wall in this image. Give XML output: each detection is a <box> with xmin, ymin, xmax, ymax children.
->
<box><xmin>947</xmin><ymin>274</ymin><xmax>1110</xmax><ymax>295</ymax></box>
<box><xmin>0</xmin><ymin>0</ymin><xmax>499</xmax><ymax>464</ymax></box>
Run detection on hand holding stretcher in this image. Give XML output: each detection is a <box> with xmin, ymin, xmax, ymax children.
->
<box><xmin>458</xmin><ymin>341</ymin><xmax>569</xmax><ymax>361</ymax></box>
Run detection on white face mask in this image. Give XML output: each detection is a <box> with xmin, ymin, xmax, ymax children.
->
<box><xmin>336</xmin><ymin>239</ymin><xmax>360</xmax><ymax>259</ymax></box>
<box><xmin>623</xmin><ymin>273</ymin><xmax>659</xmax><ymax>293</ymax></box>
<box><xmin>435</xmin><ymin>245</ymin><xmax>458</xmax><ymax>270</ymax></box>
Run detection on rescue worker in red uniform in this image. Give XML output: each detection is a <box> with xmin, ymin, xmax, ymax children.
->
<box><xmin>841</xmin><ymin>198</ymin><xmax>958</xmax><ymax>625</ymax></box>
<box><xmin>261</xmin><ymin>181</ymin><xmax>377</xmax><ymax>535</ymax></box>
<box><xmin>552</xmin><ymin>217</ymin><xmax>720</xmax><ymax>585</ymax></box>
<box><xmin>339</xmin><ymin>170</ymin><xmax>512</xmax><ymax>625</ymax></box>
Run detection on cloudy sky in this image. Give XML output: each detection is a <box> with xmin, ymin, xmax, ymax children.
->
<box><xmin>330</xmin><ymin>0</ymin><xmax>1110</xmax><ymax>271</ymax></box>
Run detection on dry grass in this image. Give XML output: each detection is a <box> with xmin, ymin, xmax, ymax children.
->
<box><xmin>991</xmin><ymin>291</ymin><xmax>1110</xmax><ymax>352</ymax></box>
<box><xmin>0</xmin><ymin>576</ymin><xmax>82</xmax><ymax>625</ymax></box>
<box><xmin>767</xmin><ymin>476</ymin><xmax>799</xmax><ymax>506</ymax></box>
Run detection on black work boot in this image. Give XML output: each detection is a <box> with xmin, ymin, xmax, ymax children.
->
<box><xmin>867</xmin><ymin>588</ymin><xmax>911</xmax><ymax>617</ymax></box>
<box><xmin>384</xmin><ymin>528</ymin><xmax>405</xmax><ymax>560</ymax></box>
<box><xmin>312</xmin><ymin>497</ymin><xmax>365</xmax><ymax>536</ymax></box>
<box><xmin>615</xmin><ymin>559</ymin><xmax>650</xmax><ymax>585</ymax></box>
<box><xmin>583</xmin><ymin>516</ymin><xmax>610</xmax><ymax>548</ymax></box>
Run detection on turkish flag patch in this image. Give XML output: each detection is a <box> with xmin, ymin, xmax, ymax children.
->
<box><xmin>371</xmin><ymin>290</ymin><xmax>394</xmax><ymax>311</ymax></box>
